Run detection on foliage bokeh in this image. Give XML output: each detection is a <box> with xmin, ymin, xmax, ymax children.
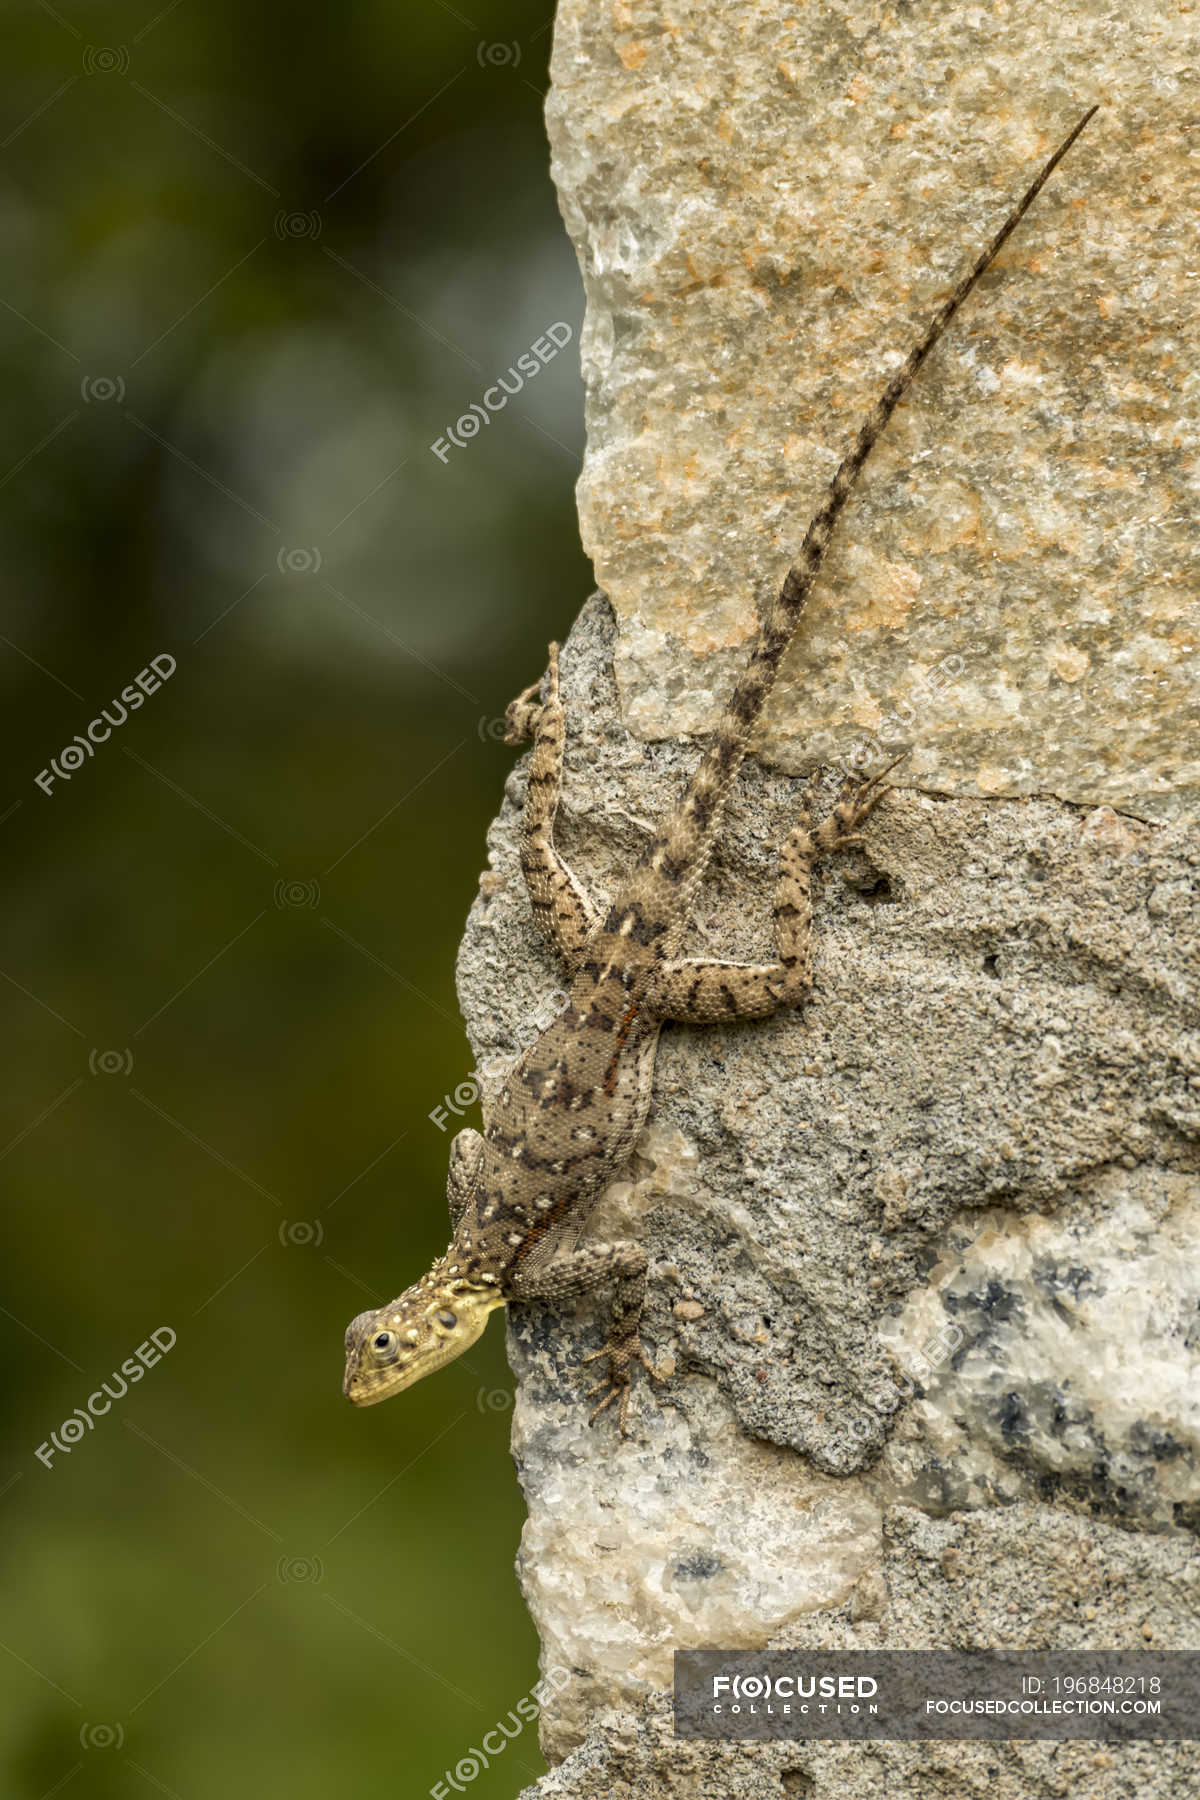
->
<box><xmin>2</xmin><ymin>3</ymin><xmax>588</xmax><ymax>1796</ymax></box>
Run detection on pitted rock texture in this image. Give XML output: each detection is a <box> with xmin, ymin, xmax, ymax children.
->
<box><xmin>454</xmin><ymin>596</ymin><xmax>1199</xmax><ymax>1783</ymax></box>
<box><xmin>545</xmin><ymin>1</ymin><xmax>1199</xmax><ymax>821</ymax></box>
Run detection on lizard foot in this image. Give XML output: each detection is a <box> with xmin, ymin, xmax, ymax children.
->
<box><xmin>813</xmin><ymin>749</ymin><xmax>911</xmax><ymax>853</ymax></box>
<box><xmin>582</xmin><ymin>1337</ymin><xmax>663</xmax><ymax>1436</ymax></box>
<box><xmin>503</xmin><ymin>641</ymin><xmax>560</xmax><ymax>745</ymax></box>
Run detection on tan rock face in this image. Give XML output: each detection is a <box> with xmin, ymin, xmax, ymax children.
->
<box><xmin>546</xmin><ymin>2</ymin><xmax>1199</xmax><ymax>822</ymax></box>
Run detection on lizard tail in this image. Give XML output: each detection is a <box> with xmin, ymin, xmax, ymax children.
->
<box><xmin>647</xmin><ymin>105</ymin><xmax>1097</xmax><ymax>905</ymax></box>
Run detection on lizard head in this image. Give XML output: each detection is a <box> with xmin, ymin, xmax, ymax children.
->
<box><xmin>342</xmin><ymin>1265</ymin><xmax>504</xmax><ymax>1406</ymax></box>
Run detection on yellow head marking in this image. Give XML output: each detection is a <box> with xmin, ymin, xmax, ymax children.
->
<box><xmin>342</xmin><ymin>1274</ymin><xmax>504</xmax><ymax>1407</ymax></box>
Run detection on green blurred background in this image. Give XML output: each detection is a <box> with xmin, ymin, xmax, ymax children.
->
<box><xmin>2</xmin><ymin>3</ymin><xmax>589</xmax><ymax>1795</ymax></box>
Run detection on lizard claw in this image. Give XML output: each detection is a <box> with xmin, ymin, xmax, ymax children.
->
<box><xmin>585</xmin><ymin>1376</ymin><xmax>628</xmax><ymax>1433</ymax></box>
<box><xmin>503</xmin><ymin>641</ymin><xmax>561</xmax><ymax>745</ymax></box>
<box><xmin>815</xmin><ymin>749</ymin><xmax>911</xmax><ymax>851</ymax></box>
<box><xmin>582</xmin><ymin>1338</ymin><xmax>663</xmax><ymax>1435</ymax></box>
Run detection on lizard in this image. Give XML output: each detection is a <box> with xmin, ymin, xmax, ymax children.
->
<box><xmin>343</xmin><ymin>106</ymin><xmax>1097</xmax><ymax>1433</ymax></box>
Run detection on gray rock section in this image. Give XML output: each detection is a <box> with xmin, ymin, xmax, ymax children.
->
<box><xmin>545</xmin><ymin>1</ymin><xmax>1199</xmax><ymax>822</ymax></box>
<box><xmin>451</xmin><ymin>4</ymin><xmax>1200</xmax><ymax>1793</ymax></box>
<box><xmin>454</xmin><ymin>597</ymin><xmax>1199</xmax><ymax>1792</ymax></box>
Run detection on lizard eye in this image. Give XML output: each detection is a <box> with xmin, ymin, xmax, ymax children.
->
<box><xmin>370</xmin><ymin>1329</ymin><xmax>399</xmax><ymax>1362</ymax></box>
<box><xmin>436</xmin><ymin>1310</ymin><xmax>458</xmax><ymax>1331</ymax></box>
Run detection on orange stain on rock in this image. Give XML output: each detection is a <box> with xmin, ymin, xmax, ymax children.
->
<box><xmin>1049</xmin><ymin>644</ymin><xmax>1090</xmax><ymax>684</ymax></box>
<box><xmin>845</xmin><ymin>558</ymin><xmax>922</xmax><ymax>631</ymax></box>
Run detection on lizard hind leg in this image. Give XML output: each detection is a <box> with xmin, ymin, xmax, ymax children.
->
<box><xmin>642</xmin><ymin>777</ymin><xmax>823</xmax><ymax>1022</ymax></box>
<box><xmin>504</xmin><ymin>641</ymin><xmax>604</xmax><ymax>974</ymax></box>
<box><xmin>503</xmin><ymin>641</ymin><xmax>560</xmax><ymax>746</ymax></box>
<box><xmin>811</xmin><ymin>750</ymin><xmax>910</xmax><ymax>856</ymax></box>
<box><xmin>644</xmin><ymin>756</ymin><xmax>907</xmax><ymax>1024</ymax></box>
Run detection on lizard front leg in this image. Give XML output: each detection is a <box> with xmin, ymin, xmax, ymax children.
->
<box><xmin>507</xmin><ymin>1238</ymin><xmax>661</xmax><ymax>1435</ymax></box>
<box><xmin>645</xmin><ymin>758</ymin><xmax>906</xmax><ymax>1024</ymax></box>
<box><xmin>446</xmin><ymin>1127</ymin><xmax>485</xmax><ymax>1228</ymax></box>
<box><xmin>504</xmin><ymin>641</ymin><xmax>604</xmax><ymax>975</ymax></box>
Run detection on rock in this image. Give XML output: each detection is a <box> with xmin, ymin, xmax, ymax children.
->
<box><xmin>545</xmin><ymin>1</ymin><xmax>1199</xmax><ymax>824</ymax></box>
<box><xmin>453</xmin><ymin>5</ymin><xmax>1199</xmax><ymax>1795</ymax></box>
<box><xmin>520</xmin><ymin>1497</ymin><xmax>1200</xmax><ymax>1800</ymax></box>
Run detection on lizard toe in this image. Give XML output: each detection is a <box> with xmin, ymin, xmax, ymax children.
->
<box><xmin>586</xmin><ymin>1381</ymin><xmax>623</xmax><ymax>1426</ymax></box>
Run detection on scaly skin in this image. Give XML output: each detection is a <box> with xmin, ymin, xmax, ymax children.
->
<box><xmin>343</xmin><ymin>108</ymin><xmax>1098</xmax><ymax>1433</ymax></box>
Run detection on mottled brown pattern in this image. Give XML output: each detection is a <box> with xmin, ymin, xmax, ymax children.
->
<box><xmin>342</xmin><ymin>110</ymin><xmax>1096</xmax><ymax>1432</ymax></box>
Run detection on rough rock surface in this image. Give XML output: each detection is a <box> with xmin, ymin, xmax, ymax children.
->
<box><xmin>454</xmin><ymin>5</ymin><xmax>1200</xmax><ymax>1795</ymax></box>
<box><xmin>456</xmin><ymin>598</ymin><xmax>1198</xmax><ymax>1792</ymax></box>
